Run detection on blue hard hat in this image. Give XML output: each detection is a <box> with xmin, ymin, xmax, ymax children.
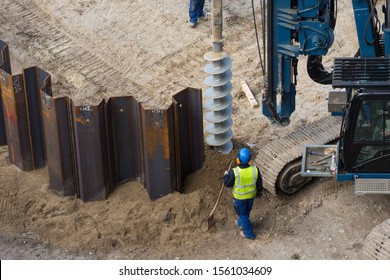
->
<box><xmin>238</xmin><ymin>148</ymin><xmax>251</xmax><ymax>164</ymax></box>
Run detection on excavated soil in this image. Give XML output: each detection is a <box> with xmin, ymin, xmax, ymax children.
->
<box><xmin>1</xmin><ymin>0</ymin><xmax>390</xmax><ymax>260</ymax></box>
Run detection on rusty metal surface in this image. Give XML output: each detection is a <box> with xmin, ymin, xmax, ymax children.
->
<box><xmin>0</xmin><ymin>40</ymin><xmax>12</xmax><ymax>146</ymax></box>
<box><xmin>72</xmin><ymin>102</ymin><xmax>109</xmax><ymax>202</ymax></box>
<box><xmin>0</xmin><ymin>70</ymin><xmax>33</xmax><ymax>171</ymax></box>
<box><xmin>0</xmin><ymin>39</ymin><xmax>205</xmax><ymax>201</ymax></box>
<box><xmin>41</xmin><ymin>94</ymin><xmax>75</xmax><ymax>196</ymax></box>
<box><xmin>0</xmin><ymin>40</ymin><xmax>11</xmax><ymax>73</ymax></box>
<box><xmin>141</xmin><ymin>106</ymin><xmax>176</xmax><ymax>200</ymax></box>
<box><xmin>172</xmin><ymin>88</ymin><xmax>204</xmax><ymax>192</ymax></box>
<box><xmin>23</xmin><ymin>67</ymin><xmax>50</xmax><ymax>168</ymax></box>
<box><xmin>106</xmin><ymin>96</ymin><xmax>143</xmax><ymax>188</ymax></box>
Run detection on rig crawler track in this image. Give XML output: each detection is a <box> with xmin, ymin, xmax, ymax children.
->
<box><xmin>363</xmin><ymin>219</ymin><xmax>390</xmax><ymax>259</ymax></box>
<box><xmin>255</xmin><ymin>116</ymin><xmax>342</xmax><ymax>195</ymax></box>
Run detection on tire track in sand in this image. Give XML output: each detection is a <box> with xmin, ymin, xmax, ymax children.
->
<box><xmin>0</xmin><ymin>0</ymin><xmax>158</xmax><ymax>105</ymax></box>
<box><xmin>0</xmin><ymin>0</ymin><xmax>213</xmax><ymax>107</ymax></box>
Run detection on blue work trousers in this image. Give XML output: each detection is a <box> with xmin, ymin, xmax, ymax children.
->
<box><xmin>233</xmin><ymin>197</ymin><xmax>255</xmax><ymax>239</ymax></box>
<box><xmin>189</xmin><ymin>0</ymin><xmax>205</xmax><ymax>23</ymax></box>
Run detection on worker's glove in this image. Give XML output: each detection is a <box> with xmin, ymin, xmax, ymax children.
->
<box><xmin>224</xmin><ymin>170</ymin><xmax>228</xmax><ymax>175</ymax></box>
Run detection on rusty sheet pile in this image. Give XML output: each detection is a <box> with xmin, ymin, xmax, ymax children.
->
<box><xmin>0</xmin><ymin>40</ymin><xmax>204</xmax><ymax>202</ymax></box>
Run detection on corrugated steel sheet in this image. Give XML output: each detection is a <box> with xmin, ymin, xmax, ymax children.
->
<box><xmin>172</xmin><ymin>88</ymin><xmax>204</xmax><ymax>192</ymax></box>
<box><xmin>41</xmin><ymin>94</ymin><xmax>75</xmax><ymax>196</ymax></box>
<box><xmin>0</xmin><ymin>67</ymin><xmax>51</xmax><ymax>171</ymax></box>
<box><xmin>72</xmin><ymin>102</ymin><xmax>110</xmax><ymax>202</ymax></box>
<box><xmin>23</xmin><ymin>67</ymin><xmax>50</xmax><ymax>168</ymax></box>
<box><xmin>0</xmin><ymin>39</ymin><xmax>204</xmax><ymax>202</ymax></box>
<box><xmin>139</xmin><ymin>88</ymin><xmax>204</xmax><ymax>199</ymax></box>
<box><xmin>141</xmin><ymin>106</ymin><xmax>177</xmax><ymax>199</ymax></box>
<box><xmin>0</xmin><ymin>70</ymin><xmax>33</xmax><ymax>170</ymax></box>
<box><xmin>105</xmin><ymin>96</ymin><xmax>143</xmax><ymax>188</ymax></box>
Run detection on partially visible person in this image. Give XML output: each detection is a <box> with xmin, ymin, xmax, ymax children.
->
<box><xmin>189</xmin><ymin>0</ymin><xmax>208</xmax><ymax>28</ymax></box>
<box><xmin>223</xmin><ymin>148</ymin><xmax>263</xmax><ymax>240</ymax></box>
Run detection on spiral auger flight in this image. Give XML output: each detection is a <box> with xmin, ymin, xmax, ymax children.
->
<box><xmin>203</xmin><ymin>0</ymin><xmax>233</xmax><ymax>154</ymax></box>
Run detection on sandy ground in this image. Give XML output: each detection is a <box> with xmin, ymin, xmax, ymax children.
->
<box><xmin>1</xmin><ymin>0</ymin><xmax>390</xmax><ymax>260</ymax></box>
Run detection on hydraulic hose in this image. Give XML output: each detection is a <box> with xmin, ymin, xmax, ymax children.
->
<box><xmin>307</xmin><ymin>55</ymin><xmax>333</xmax><ymax>85</ymax></box>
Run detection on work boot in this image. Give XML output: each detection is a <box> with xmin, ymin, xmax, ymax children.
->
<box><xmin>199</xmin><ymin>15</ymin><xmax>208</xmax><ymax>21</ymax></box>
<box><xmin>240</xmin><ymin>231</ymin><xmax>256</xmax><ymax>240</ymax></box>
<box><xmin>189</xmin><ymin>21</ymin><xmax>196</xmax><ymax>28</ymax></box>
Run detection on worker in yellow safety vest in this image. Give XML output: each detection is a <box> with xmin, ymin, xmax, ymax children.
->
<box><xmin>223</xmin><ymin>148</ymin><xmax>263</xmax><ymax>240</ymax></box>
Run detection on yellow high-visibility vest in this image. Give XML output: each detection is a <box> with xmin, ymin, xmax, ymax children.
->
<box><xmin>232</xmin><ymin>165</ymin><xmax>258</xmax><ymax>200</ymax></box>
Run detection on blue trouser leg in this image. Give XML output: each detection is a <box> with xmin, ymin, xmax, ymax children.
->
<box><xmin>189</xmin><ymin>0</ymin><xmax>205</xmax><ymax>23</ymax></box>
<box><xmin>197</xmin><ymin>0</ymin><xmax>205</xmax><ymax>17</ymax></box>
<box><xmin>233</xmin><ymin>198</ymin><xmax>255</xmax><ymax>239</ymax></box>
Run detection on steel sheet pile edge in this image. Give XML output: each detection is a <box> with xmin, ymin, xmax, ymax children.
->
<box><xmin>172</xmin><ymin>88</ymin><xmax>204</xmax><ymax>193</ymax></box>
<box><xmin>0</xmin><ymin>39</ymin><xmax>204</xmax><ymax>202</ymax></box>
<box><xmin>23</xmin><ymin>67</ymin><xmax>49</xmax><ymax>169</ymax></box>
<box><xmin>0</xmin><ymin>40</ymin><xmax>11</xmax><ymax>145</ymax></box>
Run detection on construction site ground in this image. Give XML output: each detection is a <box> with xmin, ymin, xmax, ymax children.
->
<box><xmin>1</xmin><ymin>0</ymin><xmax>390</xmax><ymax>260</ymax></box>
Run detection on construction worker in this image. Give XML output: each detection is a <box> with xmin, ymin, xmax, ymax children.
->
<box><xmin>223</xmin><ymin>148</ymin><xmax>263</xmax><ymax>240</ymax></box>
<box><xmin>188</xmin><ymin>0</ymin><xmax>208</xmax><ymax>28</ymax></box>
